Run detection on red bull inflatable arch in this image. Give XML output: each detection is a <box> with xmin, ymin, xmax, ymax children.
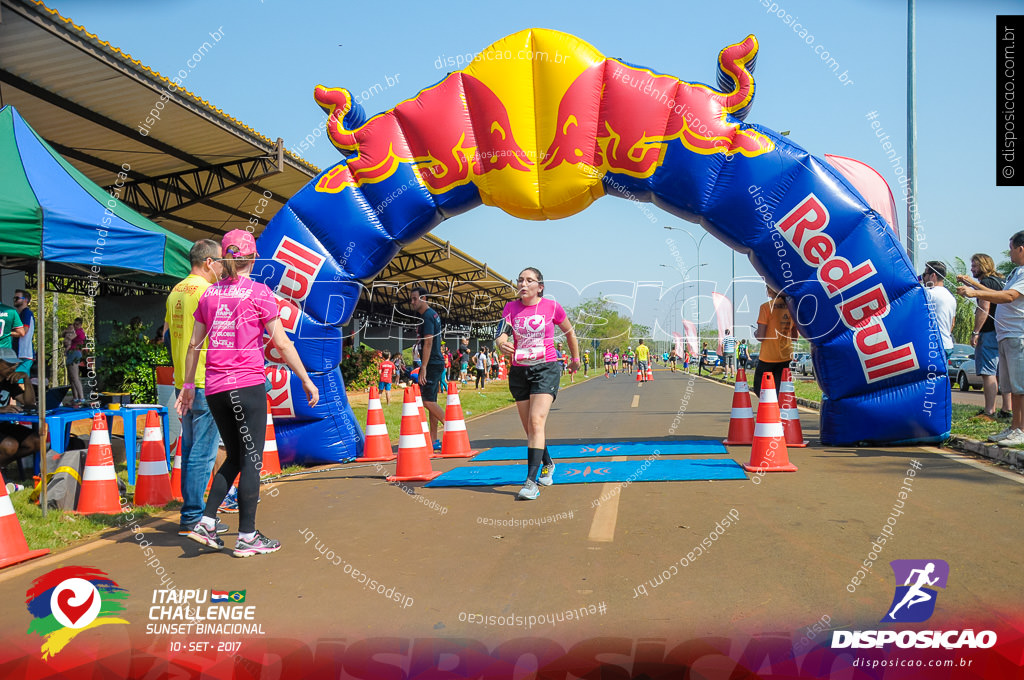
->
<box><xmin>252</xmin><ymin>29</ymin><xmax>950</xmax><ymax>465</ymax></box>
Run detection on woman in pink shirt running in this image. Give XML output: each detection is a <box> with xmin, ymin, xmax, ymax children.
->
<box><xmin>177</xmin><ymin>230</ymin><xmax>318</xmax><ymax>557</ymax></box>
<box><xmin>495</xmin><ymin>267</ymin><xmax>580</xmax><ymax>500</ymax></box>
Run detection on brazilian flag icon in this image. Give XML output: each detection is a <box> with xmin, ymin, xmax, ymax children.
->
<box><xmin>228</xmin><ymin>591</ymin><xmax>246</xmax><ymax>603</ymax></box>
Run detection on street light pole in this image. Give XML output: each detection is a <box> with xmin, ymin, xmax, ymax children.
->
<box><xmin>660</xmin><ymin>262</ymin><xmax>706</xmax><ymax>345</ymax></box>
<box><xmin>664</xmin><ymin>225</ymin><xmax>712</xmax><ymax>334</ymax></box>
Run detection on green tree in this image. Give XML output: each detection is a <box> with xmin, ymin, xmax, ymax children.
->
<box><xmin>94</xmin><ymin>320</ymin><xmax>169</xmax><ymax>402</ymax></box>
<box><xmin>944</xmin><ymin>257</ymin><xmax>975</xmax><ymax>346</ymax></box>
<box><xmin>565</xmin><ymin>296</ymin><xmax>650</xmax><ymax>356</ymax></box>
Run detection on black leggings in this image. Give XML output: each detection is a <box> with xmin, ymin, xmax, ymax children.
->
<box><xmin>206</xmin><ymin>383</ymin><xmax>267</xmax><ymax>534</ymax></box>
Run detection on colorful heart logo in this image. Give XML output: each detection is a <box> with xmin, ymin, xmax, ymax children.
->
<box><xmin>527</xmin><ymin>315</ymin><xmax>543</xmax><ymax>331</ymax></box>
<box><xmin>56</xmin><ymin>588</ymin><xmax>94</xmax><ymax>626</ymax></box>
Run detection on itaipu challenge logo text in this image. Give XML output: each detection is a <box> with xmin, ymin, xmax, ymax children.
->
<box><xmin>832</xmin><ymin>560</ymin><xmax>997</xmax><ymax>650</ymax></box>
<box><xmin>25</xmin><ymin>566</ymin><xmax>129</xmax><ymax>659</ymax></box>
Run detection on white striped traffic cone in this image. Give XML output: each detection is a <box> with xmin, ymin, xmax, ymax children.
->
<box><xmin>742</xmin><ymin>373</ymin><xmax>797</xmax><ymax>473</ymax></box>
<box><xmin>436</xmin><ymin>382</ymin><xmax>476</xmax><ymax>458</ymax></box>
<box><xmin>75</xmin><ymin>413</ymin><xmax>124</xmax><ymax>514</ymax></box>
<box><xmin>133</xmin><ymin>410</ymin><xmax>173</xmax><ymax>507</ymax></box>
<box><xmin>0</xmin><ymin>468</ymin><xmax>48</xmax><ymax>569</ymax></box>
<box><xmin>387</xmin><ymin>387</ymin><xmax>441</xmax><ymax>482</ymax></box>
<box><xmin>357</xmin><ymin>386</ymin><xmax>396</xmax><ymax>461</ymax></box>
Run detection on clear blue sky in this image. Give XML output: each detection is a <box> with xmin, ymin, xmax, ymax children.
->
<box><xmin>47</xmin><ymin>0</ymin><xmax>1022</xmax><ymax>339</ymax></box>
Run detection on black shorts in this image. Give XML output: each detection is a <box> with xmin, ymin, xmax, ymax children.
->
<box><xmin>419</xmin><ymin>362</ymin><xmax>445</xmax><ymax>402</ymax></box>
<box><xmin>509</xmin><ymin>362</ymin><xmax>561</xmax><ymax>402</ymax></box>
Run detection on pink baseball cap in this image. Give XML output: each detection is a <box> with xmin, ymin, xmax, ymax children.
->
<box><xmin>222</xmin><ymin>229</ymin><xmax>258</xmax><ymax>258</ymax></box>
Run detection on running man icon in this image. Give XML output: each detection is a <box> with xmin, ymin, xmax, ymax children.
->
<box><xmin>882</xmin><ymin>559</ymin><xmax>949</xmax><ymax>623</ymax></box>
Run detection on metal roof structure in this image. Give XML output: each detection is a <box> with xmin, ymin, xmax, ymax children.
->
<box><xmin>0</xmin><ymin>0</ymin><xmax>513</xmax><ymax>322</ymax></box>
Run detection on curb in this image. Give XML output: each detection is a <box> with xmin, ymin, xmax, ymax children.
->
<box><xmin>698</xmin><ymin>372</ymin><xmax>1023</xmax><ymax>471</ymax></box>
<box><xmin>946</xmin><ymin>435</ymin><xmax>1024</xmax><ymax>470</ymax></box>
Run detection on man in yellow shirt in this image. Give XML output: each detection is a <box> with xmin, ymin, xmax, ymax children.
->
<box><xmin>166</xmin><ymin>240</ymin><xmax>225</xmax><ymax>536</ymax></box>
<box><xmin>753</xmin><ymin>286</ymin><xmax>798</xmax><ymax>395</ymax></box>
<box><xmin>635</xmin><ymin>338</ymin><xmax>650</xmax><ymax>385</ymax></box>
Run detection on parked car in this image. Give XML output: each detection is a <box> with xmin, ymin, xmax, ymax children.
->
<box><xmin>796</xmin><ymin>353</ymin><xmax>814</xmax><ymax>376</ymax></box>
<box><xmin>791</xmin><ymin>352</ymin><xmax>809</xmax><ymax>369</ymax></box>
<box><xmin>703</xmin><ymin>351</ymin><xmax>722</xmax><ymax>366</ymax></box>
<box><xmin>956</xmin><ymin>359</ymin><xmax>984</xmax><ymax>391</ymax></box>
<box><xmin>947</xmin><ymin>344</ymin><xmax>974</xmax><ymax>381</ymax></box>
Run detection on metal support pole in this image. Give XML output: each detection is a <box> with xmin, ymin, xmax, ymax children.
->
<box><xmin>37</xmin><ymin>260</ymin><xmax>47</xmax><ymax>517</ymax></box>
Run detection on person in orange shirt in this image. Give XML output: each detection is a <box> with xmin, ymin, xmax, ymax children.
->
<box><xmin>753</xmin><ymin>286</ymin><xmax>799</xmax><ymax>395</ymax></box>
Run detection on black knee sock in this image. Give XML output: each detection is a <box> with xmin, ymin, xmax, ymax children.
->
<box><xmin>526</xmin><ymin>447</ymin><xmax>544</xmax><ymax>482</ymax></box>
<box><xmin>542</xmin><ymin>446</ymin><xmax>552</xmax><ymax>466</ymax></box>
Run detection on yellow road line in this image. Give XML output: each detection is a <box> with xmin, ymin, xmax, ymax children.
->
<box><xmin>588</xmin><ymin>456</ymin><xmax>628</xmax><ymax>543</ymax></box>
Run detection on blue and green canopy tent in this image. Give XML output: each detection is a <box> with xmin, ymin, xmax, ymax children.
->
<box><xmin>0</xmin><ymin>105</ymin><xmax>190</xmax><ymax>281</ymax></box>
<box><xmin>0</xmin><ymin>105</ymin><xmax>192</xmax><ymax>514</ymax></box>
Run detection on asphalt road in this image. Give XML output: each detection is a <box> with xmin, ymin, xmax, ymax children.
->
<box><xmin>2</xmin><ymin>369</ymin><xmax>1022</xmax><ymax>675</ymax></box>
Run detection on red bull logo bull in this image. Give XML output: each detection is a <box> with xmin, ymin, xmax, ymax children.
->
<box><xmin>313</xmin><ymin>74</ymin><xmax>531</xmax><ymax>194</ymax></box>
<box><xmin>545</xmin><ymin>36</ymin><xmax>773</xmax><ymax>178</ymax></box>
<box><xmin>311</xmin><ymin>30</ymin><xmax>772</xmax><ymax>220</ymax></box>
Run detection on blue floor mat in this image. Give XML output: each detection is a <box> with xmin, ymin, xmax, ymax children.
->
<box><xmin>424</xmin><ymin>459</ymin><xmax>747</xmax><ymax>487</ymax></box>
<box><xmin>471</xmin><ymin>440</ymin><xmax>726</xmax><ymax>461</ymax></box>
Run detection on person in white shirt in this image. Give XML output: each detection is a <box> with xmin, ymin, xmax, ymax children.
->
<box><xmin>921</xmin><ymin>261</ymin><xmax>956</xmax><ymax>362</ymax></box>
<box><xmin>958</xmin><ymin>231</ymin><xmax>1024</xmax><ymax>446</ymax></box>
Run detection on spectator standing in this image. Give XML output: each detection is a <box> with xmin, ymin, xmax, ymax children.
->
<box><xmin>166</xmin><ymin>239</ymin><xmax>225</xmax><ymax>537</ymax></box>
<box><xmin>698</xmin><ymin>342</ymin><xmax>709</xmax><ymax>375</ymax></box>
<box><xmin>0</xmin><ymin>300</ymin><xmax>25</xmax><ymax>412</ymax></box>
<box><xmin>65</xmin><ymin>318</ymin><xmax>87</xmax><ymax>406</ymax></box>
<box><xmin>754</xmin><ymin>287</ymin><xmax>798</xmax><ymax>394</ymax></box>
<box><xmin>921</xmin><ymin>261</ymin><xmax>957</xmax><ymax>365</ymax></box>
<box><xmin>12</xmin><ymin>290</ymin><xmax>35</xmax><ymax>409</ymax></box>
<box><xmin>958</xmin><ymin>231</ymin><xmax>1024</xmax><ymax>445</ymax></box>
<box><xmin>582</xmin><ymin>350</ymin><xmax>589</xmax><ymax>376</ymax></box>
<box><xmin>961</xmin><ymin>254</ymin><xmax>1011</xmax><ymax>420</ymax></box>
<box><xmin>378</xmin><ymin>352</ymin><xmax>396</xmax><ymax>405</ymax></box>
<box><xmin>177</xmin><ymin>230</ymin><xmax>318</xmax><ymax>557</ymax></box>
<box><xmin>474</xmin><ymin>347</ymin><xmax>489</xmax><ymax>389</ymax></box>
<box><xmin>409</xmin><ymin>286</ymin><xmax>447</xmax><ymax>451</ymax></box>
<box><xmin>738</xmin><ymin>340</ymin><xmax>749</xmax><ymax>371</ymax></box>
<box><xmin>722</xmin><ymin>329</ymin><xmax>736</xmax><ymax>379</ymax></box>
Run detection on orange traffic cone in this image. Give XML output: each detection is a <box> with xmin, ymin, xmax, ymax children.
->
<box><xmin>75</xmin><ymin>413</ymin><xmax>124</xmax><ymax>514</ymax></box>
<box><xmin>133</xmin><ymin>410</ymin><xmax>173</xmax><ymax>507</ymax></box>
<box><xmin>779</xmin><ymin>368</ymin><xmax>808</xmax><ymax>448</ymax></box>
<box><xmin>413</xmin><ymin>383</ymin><xmax>431</xmax><ymax>442</ymax></box>
<box><xmin>636</xmin><ymin>368</ymin><xmax>642</xmax><ymax>382</ymax></box>
<box><xmin>723</xmin><ymin>368</ymin><xmax>755</xmax><ymax>446</ymax></box>
<box><xmin>436</xmin><ymin>382</ymin><xmax>477</xmax><ymax>458</ymax></box>
<box><xmin>261</xmin><ymin>396</ymin><xmax>282</xmax><ymax>476</ymax></box>
<box><xmin>743</xmin><ymin>374</ymin><xmax>797</xmax><ymax>473</ymax></box>
<box><xmin>387</xmin><ymin>387</ymin><xmax>441</xmax><ymax>482</ymax></box>
<box><xmin>0</xmin><ymin>468</ymin><xmax>48</xmax><ymax>569</ymax></box>
<box><xmin>647</xmin><ymin>365</ymin><xmax>654</xmax><ymax>381</ymax></box>
<box><xmin>357</xmin><ymin>386</ymin><xmax>396</xmax><ymax>462</ymax></box>
<box><xmin>169</xmin><ymin>436</ymin><xmax>183</xmax><ymax>501</ymax></box>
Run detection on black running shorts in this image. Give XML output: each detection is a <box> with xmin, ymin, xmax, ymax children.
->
<box><xmin>508</xmin><ymin>361</ymin><xmax>561</xmax><ymax>402</ymax></box>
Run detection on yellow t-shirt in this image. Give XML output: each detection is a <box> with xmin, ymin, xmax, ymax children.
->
<box><xmin>756</xmin><ymin>299</ymin><xmax>796</xmax><ymax>363</ymax></box>
<box><xmin>635</xmin><ymin>344</ymin><xmax>650</xmax><ymax>362</ymax></box>
<box><xmin>165</xmin><ymin>273</ymin><xmax>211</xmax><ymax>389</ymax></box>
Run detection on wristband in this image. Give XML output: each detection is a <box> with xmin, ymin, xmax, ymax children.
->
<box><xmin>182</xmin><ymin>382</ymin><xmax>195</xmax><ymax>390</ymax></box>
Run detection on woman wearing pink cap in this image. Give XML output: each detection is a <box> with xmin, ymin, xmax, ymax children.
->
<box><xmin>177</xmin><ymin>229</ymin><xmax>318</xmax><ymax>557</ymax></box>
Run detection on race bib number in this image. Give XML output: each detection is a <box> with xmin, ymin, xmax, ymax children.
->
<box><xmin>514</xmin><ymin>345</ymin><xmax>545</xmax><ymax>366</ymax></box>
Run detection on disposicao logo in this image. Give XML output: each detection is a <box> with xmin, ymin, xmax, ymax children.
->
<box><xmin>832</xmin><ymin>559</ymin><xmax>997</xmax><ymax>650</ymax></box>
<box><xmin>882</xmin><ymin>559</ymin><xmax>948</xmax><ymax>623</ymax></box>
<box><xmin>25</xmin><ymin>566</ymin><xmax>129</xmax><ymax>659</ymax></box>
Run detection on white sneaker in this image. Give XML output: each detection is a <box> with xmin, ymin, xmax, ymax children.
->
<box><xmin>989</xmin><ymin>427</ymin><xmax>1017</xmax><ymax>442</ymax></box>
<box><xmin>998</xmin><ymin>429</ymin><xmax>1024</xmax><ymax>446</ymax></box>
